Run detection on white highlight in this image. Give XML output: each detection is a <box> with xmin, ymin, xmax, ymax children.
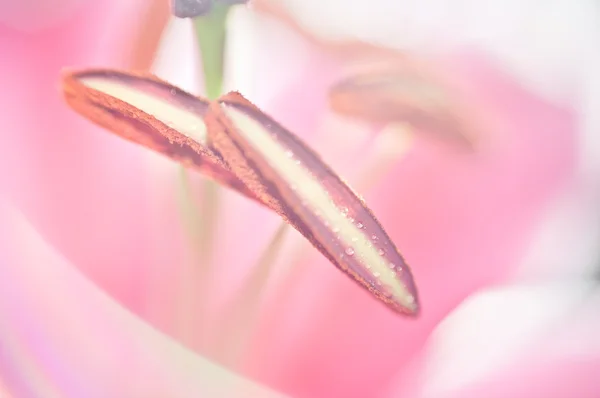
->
<box><xmin>276</xmin><ymin>0</ymin><xmax>599</xmax><ymax>105</ymax></box>
<box><xmin>222</xmin><ymin>104</ymin><xmax>416</xmax><ymax>311</ymax></box>
<box><xmin>416</xmin><ymin>283</ymin><xmax>589</xmax><ymax>397</ymax></box>
<box><xmin>81</xmin><ymin>77</ymin><xmax>207</xmax><ymax>143</ymax></box>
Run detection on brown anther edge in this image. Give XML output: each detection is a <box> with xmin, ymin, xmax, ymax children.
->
<box><xmin>206</xmin><ymin>92</ymin><xmax>419</xmax><ymax>315</ymax></box>
<box><xmin>60</xmin><ymin>68</ymin><xmax>260</xmax><ymax>202</ymax></box>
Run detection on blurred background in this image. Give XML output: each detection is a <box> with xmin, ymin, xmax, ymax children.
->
<box><xmin>0</xmin><ymin>1</ymin><xmax>599</xmax><ymax>397</ymax></box>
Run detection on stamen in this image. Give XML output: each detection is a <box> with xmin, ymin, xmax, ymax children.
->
<box><xmin>329</xmin><ymin>68</ymin><xmax>476</xmax><ymax>149</ymax></box>
<box><xmin>60</xmin><ymin>69</ymin><xmax>257</xmax><ymax>201</ymax></box>
<box><xmin>61</xmin><ymin>69</ymin><xmax>421</xmax><ymax>315</ymax></box>
<box><xmin>174</xmin><ymin>168</ymin><xmax>219</xmax><ymax>348</ymax></box>
<box><xmin>352</xmin><ymin>123</ymin><xmax>414</xmax><ymax>192</ymax></box>
<box><xmin>221</xmin><ymin>122</ymin><xmax>412</xmax><ymax>354</ymax></box>
<box><xmin>233</xmin><ymin>125</ymin><xmax>413</xmax><ymax>327</ymax></box>
<box><xmin>82</xmin><ymin>75</ymin><xmax>208</xmax><ymax>142</ymax></box>
<box><xmin>206</xmin><ymin>92</ymin><xmax>419</xmax><ymax>315</ymax></box>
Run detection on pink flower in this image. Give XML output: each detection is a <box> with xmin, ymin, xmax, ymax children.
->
<box><xmin>1</xmin><ymin>1</ymin><xmax>599</xmax><ymax>398</ymax></box>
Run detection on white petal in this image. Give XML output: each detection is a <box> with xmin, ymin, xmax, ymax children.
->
<box><xmin>415</xmin><ymin>282</ymin><xmax>593</xmax><ymax>397</ymax></box>
<box><xmin>269</xmin><ymin>0</ymin><xmax>600</xmax><ymax>105</ymax></box>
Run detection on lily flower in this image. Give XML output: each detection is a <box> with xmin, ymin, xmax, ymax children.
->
<box><xmin>1</xmin><ymin>1</ymin><xmax>599</xmax><ymax>398</ymax></box>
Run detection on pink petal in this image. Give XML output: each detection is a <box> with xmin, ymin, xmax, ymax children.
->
<box><xmin>0</xmin><ymin>203</ymin><xmax>287</xmax><ymax>398</ymax></box>
<box><xmin>243</xmin><ymin>52</ymin><xmax>575</xmax><ymax>398</ymax></box>
<box><xmin>0</xmin><ymin>0</ymin><xmax>188</xmax><ymax>326</ymax></box>
<box><xmin>0</xmin><ymin>0</ymin><xmax>86</xmax><ymax>32</ymax></box>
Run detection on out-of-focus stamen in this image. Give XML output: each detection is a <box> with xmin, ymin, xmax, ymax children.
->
<box><xmin>329</xmin><ymin>68</ymin><xmax>476</xmax><ymax>149</ymax></box>
<box><xmin>352</xmin><ymin>123</ymin><xmax>414</xmax><ymax>192</ymax></box>
<box><xmin>215</xmin><ymin>222</ymin><xmax>289</xmax><ymax>365</ymax></box>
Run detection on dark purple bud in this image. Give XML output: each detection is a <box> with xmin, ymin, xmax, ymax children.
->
<box><xmin>216</xmin><ymin>0</ymin><xmax>249</xmax><ymax>5</ymax></box>
<box><xmin>171</xmin><ymin>0</ymin><xmax>248</xmax><ymax>18</ymax></box>
<box><xmin>171</xmin><ymin>0</ymin><xmax>213</xmax><ymax>18</ymax></box>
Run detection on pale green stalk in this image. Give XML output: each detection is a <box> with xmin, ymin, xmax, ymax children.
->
<box><xmin>175</xmin><ymin>2</ymin><xmax>232</xmax><ymax>344</ymax></box>
<box><xmin>177</xmin><ymin>2</ymin><xmax>291</xmax><ymax>354</ymax></box>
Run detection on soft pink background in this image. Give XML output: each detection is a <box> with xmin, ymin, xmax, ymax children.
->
<box><xmin>0</xmin><ymin>1</ymin><xmax>598</xmax><ymax>397</ymax></box>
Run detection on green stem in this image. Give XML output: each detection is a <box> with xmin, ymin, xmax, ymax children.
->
<box><xmin>193</xmin><ymin>3</ymin><xmax>230</xmax><ymax>100</ymax></box>
<box><xmin>190</xmin><ymin>1</ymin><xmax>234</xmax><ymax>264</ymax></box>
<box><xmin>193</xmin><ymin>5</ymin><xmax>295</xmax><ymax>361</ymax></box>
<box><xmin>175</xmin><ymin>3</ymin><xmax>233</xmax><ymax>343</ymax></box>
<box><xmin>182</xmin><ymin>2</ymin><xmax>234</xmax><ymax>266</ymax></box>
